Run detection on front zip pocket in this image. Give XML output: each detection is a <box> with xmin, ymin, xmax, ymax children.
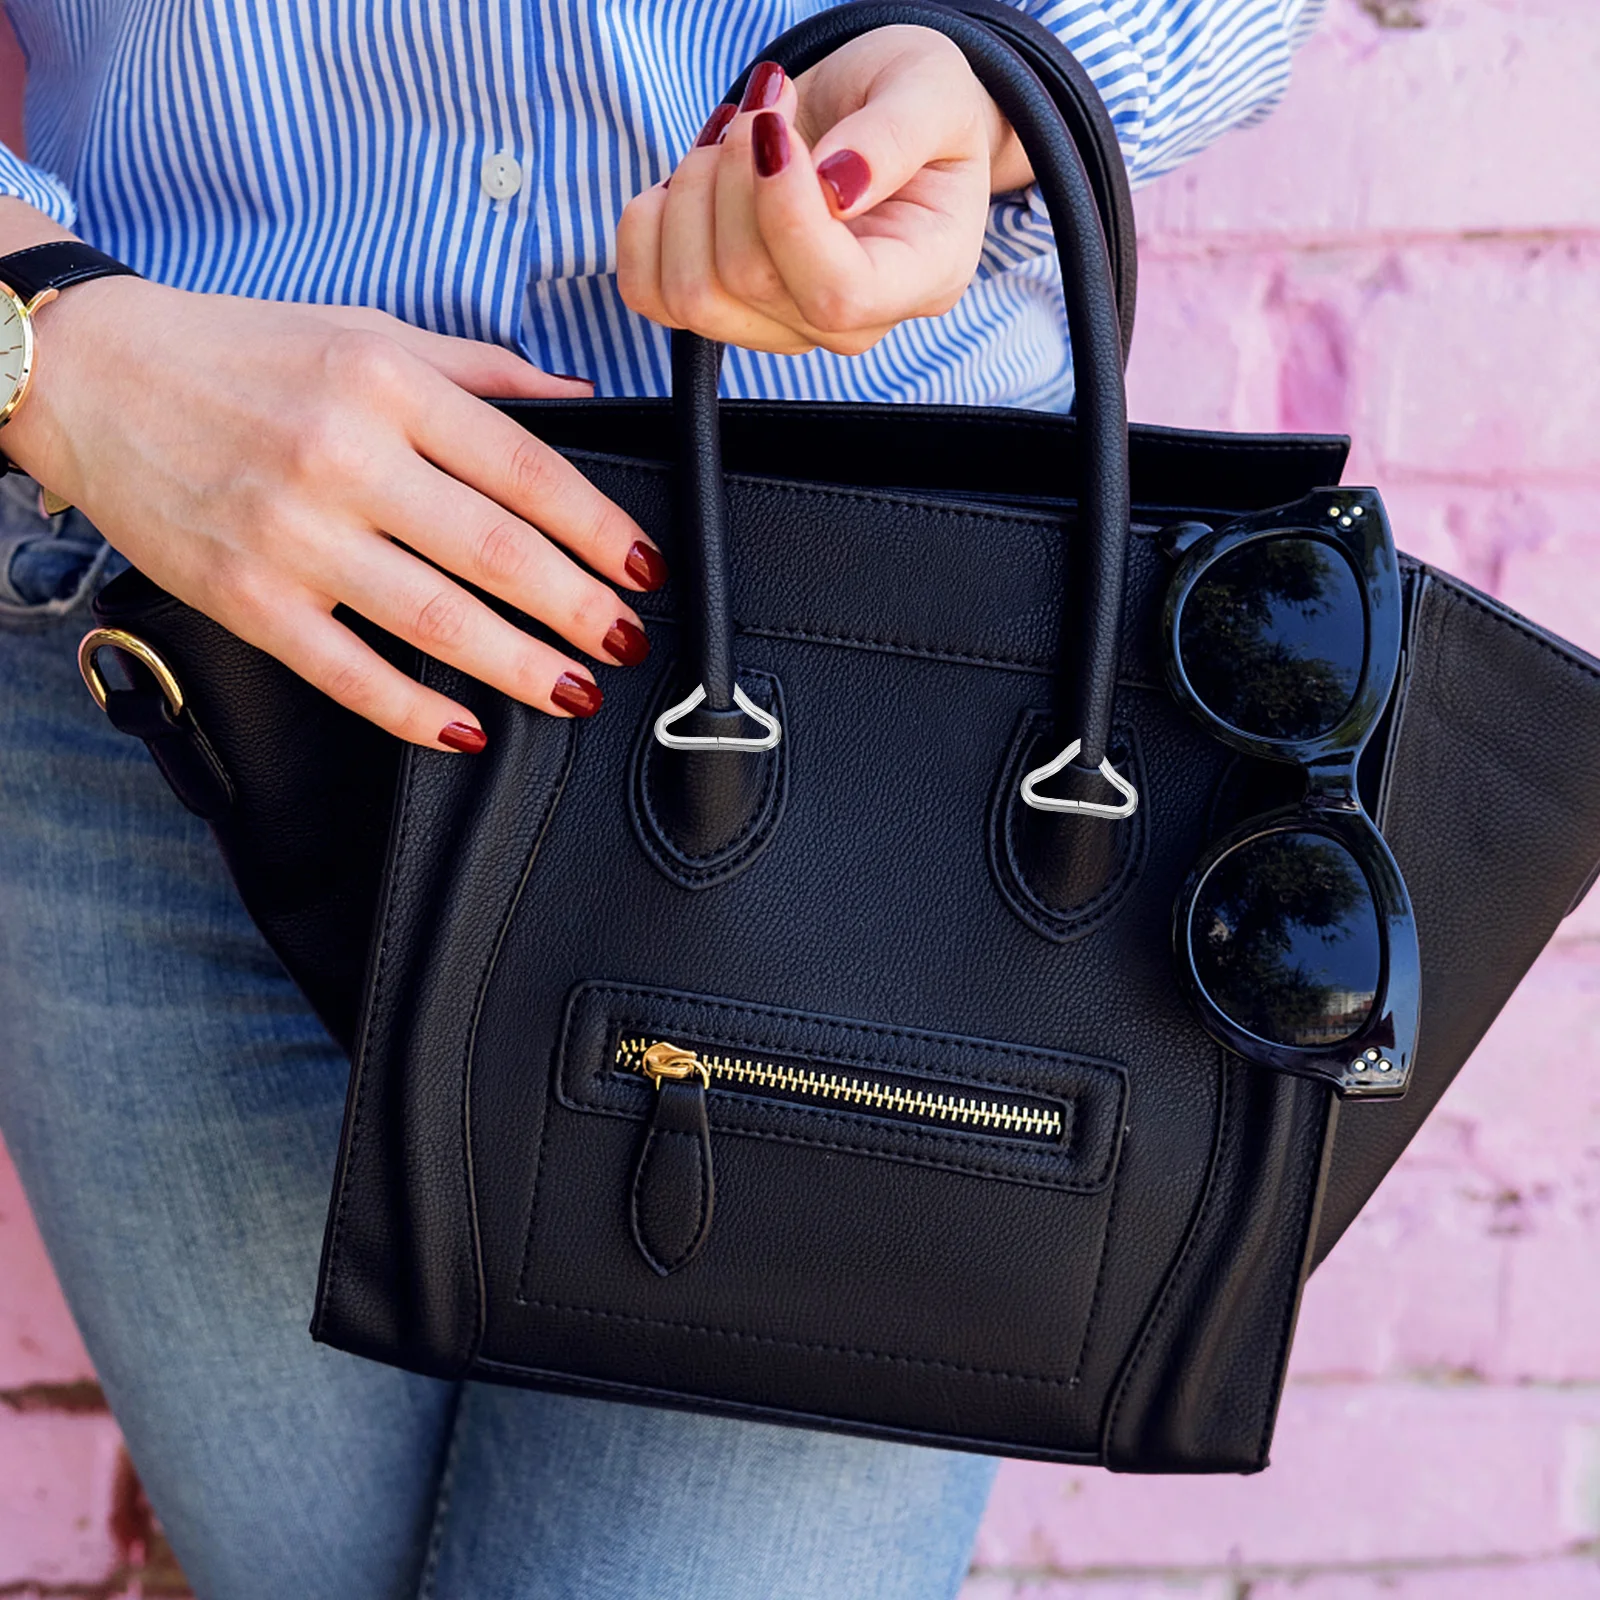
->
<box><xmin>620</xmin><ymin>1033</ymin><xmax>1072</xmax><ymax>1274</ymax></box>
<box><xmin>525</xmin><ymin>983</ymin><xmax>1129</xmax><ymax>1385</ymax></box>
<box><xmin>551</xmin><ymin>983</ymin><xmax>1126</xmax><ymax>1278</ymax></box>
<box><xmin>618</xmin><ymin>1036</ymin><xmax>1067</xmax><ymax>1143</ymax></box>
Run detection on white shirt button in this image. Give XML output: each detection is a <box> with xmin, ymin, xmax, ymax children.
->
<box><xmin>479</xmin><ymin>152</ymin><xmax>524</xmax><ymax>202</ymax></box>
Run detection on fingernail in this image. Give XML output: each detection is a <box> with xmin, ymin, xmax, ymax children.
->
<box><xmin>438</xmin><ymin>721</ymin><xmax>487</xmax><ymax>754</ymax></box>
<box><xmin>624</xmin><ymin>540</ymin><xmax>669</xmax><ymax>592</ymax></box>
<box><xmin>602</xmin><ymin>618</ymin><xmax>651</xmax><ymax>667</ymax></box>
<box><xmin>695</xmin><ymin>102</ymin><xmax>737</xmax><ymax>148</ymax></box>
<box><xmin>551</xmin><ymin>371</ymin><xmax>592</xmax><ymax>386</ymax></box>
<box><xmin>738</xmin><ymin>61</ymin><xmax>785</xmax><ymax>114</ymax></box>
<box><xmin>817</xmin><ymin>149</ymin><xmax>871</xmax><ymax>213</ymax></box>
<box><xmin>753</xmin><ymin>112</ymin><xmax>789</xmax><ymax>180</ymax></box>
<box><xmin>552</xmin><ymin>672</ymin><xmax>603</xmax><ymax>718</ymax></box>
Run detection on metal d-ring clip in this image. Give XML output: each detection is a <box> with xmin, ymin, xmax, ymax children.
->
<box><xmin>653</xmin><ymin>682</ymin><xmax>782</xmax><ymax>752</ymax></box>
<box><xmin>77</xmin><ymin>627</ymin><xmax>185</xmax><ymax>718</ymax></box>
<box><xmin>1019</xmin><ymin>738</ymin><xmax>1139</xmax><ymax>819</ymax></box>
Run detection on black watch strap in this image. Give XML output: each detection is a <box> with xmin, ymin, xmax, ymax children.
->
<box><xmin>0</xmin><ymin>240</ymin><xmax>138</xmax><ymax>301</ymax></box>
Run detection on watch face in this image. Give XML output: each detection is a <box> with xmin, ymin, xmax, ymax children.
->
<box><xmin>0</xmin><ymin>288</ymin><xmax>33</xmax><ymax>420</ymax></box>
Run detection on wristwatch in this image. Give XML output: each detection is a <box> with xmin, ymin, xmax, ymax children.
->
<box><xmin>0</xmin><ymin>240</ymin><xmax>138</xmax><ymax>474</ymax></box>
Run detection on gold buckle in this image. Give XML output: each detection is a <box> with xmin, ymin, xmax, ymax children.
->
<box><xmin>77</xmin><ymin>627</ymin><xmax>184</xmax><ymax>717</ymax></box>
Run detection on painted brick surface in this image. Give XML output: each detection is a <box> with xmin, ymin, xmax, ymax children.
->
<box><xmin>1131</xmin><ymin>1</ymin><xmax>1600</xmax><ymax>243</ymax></box>
<box><xmin>1249</xmin><ymin>1566</ymin><xmax>1600</xmax><ymax>1600</ymax></box>
<box><xmin>2</xmin><ymin>1</ymin><xmax>1599</xmax><ymax>1596</ymax></box>
<box><xmin>960</xmin><ymin>3</ymin><xmax>1600</xmax><ymax>1594</ymax></box>
<box><xmin>962</xmin><ymin>1583</ymin><xmax>1239</xmax><ymax>1600</ymax></box>
<box><xmin>0</xmin><ymin>1137</ymin><xmax>94</xmax><ymax>1392</ymax></box>
<box><xmin>0</xmin><ymin>1409</ymin><xmax>122</xmax><ymax>1584</ymax></box>
<box><xmin>978</xmin><ymin>1386</ymin><xmax>1600</xmax><ymax>1570</ymax></box>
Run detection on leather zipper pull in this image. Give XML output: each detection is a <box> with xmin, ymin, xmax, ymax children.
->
<box><xmin>630</xmin><ymin>1044</ymin><xmax>715</xmax><ymax>1275</ymax></box>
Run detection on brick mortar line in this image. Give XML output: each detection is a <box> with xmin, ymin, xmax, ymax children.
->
<box><xmin>1370</xmin><ymin>467</ymin><xmax>1600</xmax><ymax>493</ymax></box>
<box><xmin>1137</xmin><ymin>225</ymin><xmax>1600</xmax><ymax>259</ymax></box>
<box><xmin>1285</xmin><ymin>1375</ymin><xmax>1600</xmax><ymax>1390</ymax></box>
<box><xmin>0</xmin><ymin>1381</ymin><xmax>107</xmax><ymax>1415</ymax></box>
<box><xmin>0</xmin><ymin>1577</ymin><xmax>187</xmax><ymax>1600</ymax></box>
<box><xmin>967</xmin><ymin>1545</ymin><xmax>1600</xmax><ymax>1584</ymax></box>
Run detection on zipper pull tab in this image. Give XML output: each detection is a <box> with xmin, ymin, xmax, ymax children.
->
<box><xmin>630</xmin><ymin>1043</ymin><xmax>715</xmax><ymax>1276</ymax></box>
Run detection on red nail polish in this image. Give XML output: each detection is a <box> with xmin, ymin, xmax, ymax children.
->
<box><xmin>739</xmin><ymin>61</ymin><xmax>785</xmax><ymax>114</ymax></box>
<box><xmin>550</xmin><ymin>370</ymin><xmax>592</xmax><ymax>385</ymax></box>
<box><xmin>753</xmin><ymin>112</ymin><xmax>789</xmax><ymax>180</ymax></box>
<box><xmin>817</xmin><ymin>149</ymin><xmax>871</xmax><ymax>213</ymax></box>
<box><xmin>438</xmin><ymin>721</ymin><xmax>487</xmax><ymax>754</ymax></box>
<box><xmin>624</xmin><ymin>540</ymin><xmax>669</xmax><ymax>592</ymax></box>
<box><xmin>602</xmin><ymin>618</ymin><xmax>651</xmax><ymax>667</ymax></box>
<box><xmin>695</xmin><ymin>102</ymin><xmax>737</xmax><ymax>148</ymax></box>
<box><xmin>552</xmin><ymin>673</ymin><xmax>603</xmax><ymax>718</ymax></box>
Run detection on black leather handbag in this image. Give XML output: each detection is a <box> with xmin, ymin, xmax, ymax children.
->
<box><xmin>81</xmin><ymin>2</ymin><xmax>1600</xmax><ymax>1472</ymax></box>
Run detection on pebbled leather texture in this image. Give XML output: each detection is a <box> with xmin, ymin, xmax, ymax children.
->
<box><xmin>631</xmin><ymin>1078</ymin><xmax>717</xmax><ymax>1276</ymax></box>
<box><xmin>989</xmin><ymin>716</ymin><xmax>1146</xmax><ymax>937</ymax></box>
<box><xmin>91</xmin><ymin>408</ymin><xmax>1600</xmax><ymax>1470</ymax></box>
<box><xmin>672</xmin><ymin>336</ymin><xmax>738</xmax><ymax>709</ymax></box>
<box><xmin>310</xmin><ymin>438</ymin><xmax>1326</xmax><ymax>1469</ymax></box>
<box><xmin>83</xmin><ymin>8</ymin><xmax>1600</xmax><ymax>1473</ymax></box>
<box><xmin>89</xmin><ymin>574</ymin><xmax>403</xmax><ymax>1052</ymax></box>
<box><xmin>1313</xmin><ymin>571</ymin><xmax>1600</xmax><ymax>1262</ymax></box>
<box><xmin>631</xmin><ymin>667</ymin><xmax>788</xmax><ymax>886</ymax></box>
<box><xmin>88</xmin><ymin>404</ymin><xmax>1349</xmax><ymax>1058</ymax></box>
<box><xmin>101</xmin><ymin>684</ymin><xmax>234</xmax><ymax>820</ymax></box>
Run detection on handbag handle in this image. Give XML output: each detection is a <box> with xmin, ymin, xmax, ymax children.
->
<box><xmin>662</xmin><ymin>2</ymin><xmax>1133</xmax><ymax>812</ymax></box>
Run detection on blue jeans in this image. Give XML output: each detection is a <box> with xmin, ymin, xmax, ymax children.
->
<box><xmin>0</xmin><ymin>477</ymin><xmax>996</xmax><ymax>1599</ymax></box>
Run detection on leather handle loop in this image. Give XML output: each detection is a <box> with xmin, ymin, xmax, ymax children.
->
<box><xmin>673</xmin><ymin>2</ymin><xmax>1131</xmax><ymax>768</ymax></box>
<box><xmin>672</xmin><ymin>334</ymin><xmax>736</xmax><ymax>710</ymax></box>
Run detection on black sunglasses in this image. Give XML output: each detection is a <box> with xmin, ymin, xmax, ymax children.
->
<box><xmin>1161</xmin><ymin>488</ymin><xmax>1418</xmax><ymax>1099</ymax></box>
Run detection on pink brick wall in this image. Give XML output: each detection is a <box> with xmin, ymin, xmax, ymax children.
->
<box><xmin>3</xmin><ymin>1</ymin><xmax>1598</xmax><ymax>1593</ymax></box>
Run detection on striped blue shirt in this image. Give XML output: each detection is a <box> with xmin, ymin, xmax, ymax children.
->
<box><xmin>0</xmin><ymin>0</ymin><xmax>1323</xmax><ymax>408</ymax></box>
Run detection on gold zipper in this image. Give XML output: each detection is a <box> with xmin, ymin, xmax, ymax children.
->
<box><xmin>619</xmin><ymin>1037</ymin><xmax>1063</xmax><ymax>1142</ymax></box>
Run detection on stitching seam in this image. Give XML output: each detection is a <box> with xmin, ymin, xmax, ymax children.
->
<box><xmin>1104</xmin><ymin>1050</ymin><xmax>1234</xmax><ymax>1455</ymax></box>
<box><xmin>630</xmin><ymin>1125</ymin><xmax>708</xmax><ymax>1272</ymax></box>
<box><xmin>1068</xmin><ymin>1135</ymin><xmax>1128</xmax><ymax>1387</ymax></box>
<box><xmin>573</xmin><ymin>1106</ymin><xmax>1102</xmax><ymax>1192</ymax></box>
<box><xmin>571</xmin><ymin>985</ymin><xmax>1123</xmax><ymax>1072</ymax></box>
<box><xmin>457</xmin><ymin>720</ymin><xmax>575</xmax><ymax>1366</ymax></box>
<box><xmin>634</xmin><ymin>672</ymin><xmax>784</xmax><ymax>881</ymax></box>
<box><xmin>313</xmin><ymin>746</ymin><xmax>419</xmax><ymax>1338</ymax></box>
<box><xmin>517</xmin><ymin>1297</ymin><xmax>1092</xmax><ymax>1388</ymax></box>
<box><xmin>993</xmin><ymin>718</ymin><xmax>1146</xmax><ymax>940</ymax></box>
<box><xmin>414</xmin><ymin>1387</ymin><xmax>467</xmax><ymax>1600</ymax></box>
<box><xmin>1434</xmin><ymin>571</ymin><xmax>1600</xmax><ymax>686</ymax></box>
<box><xmin>1254</xmin><ymin>1096</ymin><xmax>1336</xmax><ymax>1466</ymax></box>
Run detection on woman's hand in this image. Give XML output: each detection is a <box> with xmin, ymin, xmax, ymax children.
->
<box><xmin>616</xmin><ymin>26</ymin><xmax>1032</xmax><ymax>356</ymax></box>
<box><xmin>2</xmin><ymin>270</ymin><xmax>666</xmax><ymax>750</ymax></box>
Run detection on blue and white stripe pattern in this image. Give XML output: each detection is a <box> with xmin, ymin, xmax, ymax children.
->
<box><xmin>0</xmin><ymin>0</ymin><xmax>1322</xmax><ymax>409</ymax></box>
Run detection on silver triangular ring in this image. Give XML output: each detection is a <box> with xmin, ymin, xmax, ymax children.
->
<box><xmin>1019</xmin><ymin>738</ymin><xmax>1139</xmax><ymax>818</ymax></box>
<box><xmin>653</xmin><ymin>683</ymin><xmax>783</xmax><ymax>752</ymax></box>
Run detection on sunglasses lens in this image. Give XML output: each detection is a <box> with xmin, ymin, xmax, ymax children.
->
<box><xmin>1189</xmin><ymin>830</ymin><xmax>1381</xmax><ymax>1048</ymax></box>
<box><xmin>1179</xmin><ymin>538</ymin><xmax>1365</xmax><ymax>741</ymax></box>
